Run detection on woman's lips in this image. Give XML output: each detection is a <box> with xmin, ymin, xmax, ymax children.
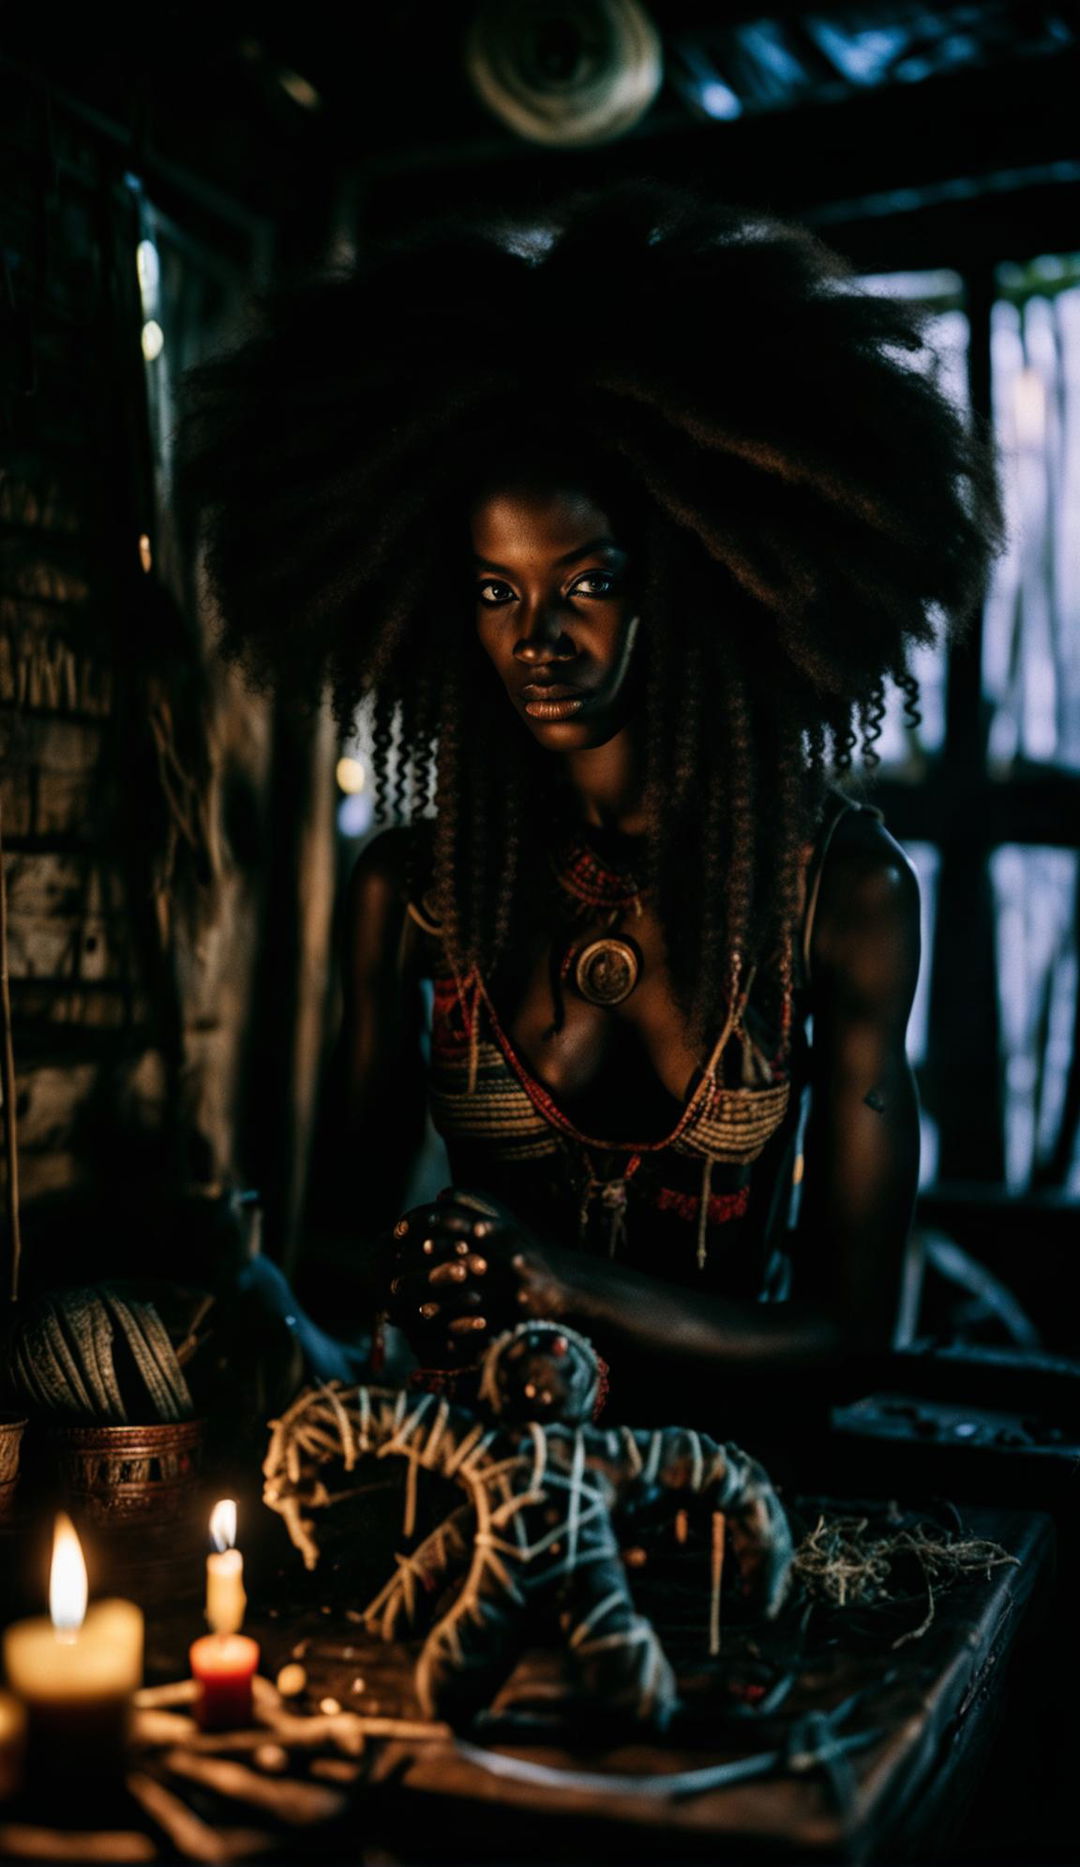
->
<box><xmin>523</xmin><ymin>694</ymin><xmax>587</xmax><ymax>721</ymax></box>
<box><xmin>521</xmin><ymin>683</ymin><xmax>588</xmax><ymax>721</ymax></box>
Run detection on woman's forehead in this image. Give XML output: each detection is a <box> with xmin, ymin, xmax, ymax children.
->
<box><xmin>470</xmin><ymin>481</ymin><xmax>619</xmax><ymax>557</ymax></box>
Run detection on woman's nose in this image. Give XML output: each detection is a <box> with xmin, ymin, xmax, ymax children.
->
<box><xmin>513</xmin><ymin>601</ymin><xmax>575</xmax><ymax>663</ymax></box>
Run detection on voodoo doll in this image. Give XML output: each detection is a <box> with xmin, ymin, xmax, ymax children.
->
<box><xmin>263</xmin><ymin>1322</ymin><xmax>792</xmax><ymax>1729</ymax></box>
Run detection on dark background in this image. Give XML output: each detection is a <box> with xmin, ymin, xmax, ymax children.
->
<box><xmin>1</xmin><ymin>2</ymin><xmax>1077</xmax><ymax>1338</ymax></box>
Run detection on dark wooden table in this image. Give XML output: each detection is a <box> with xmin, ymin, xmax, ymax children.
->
<box><xmin>0</xmin><ymin>1477</ymin><xmax>1054</xmax><ymax>1864</ymax></box>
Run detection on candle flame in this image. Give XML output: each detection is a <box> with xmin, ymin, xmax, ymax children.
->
<box><xmin>49</xmin><ymin>1512</ymin><xmax>88</xmax><ymax>1638</ymax></box>
<box><xmin>209</xmin><ymin>1498</ymin><xmax>237</xmax><ymax>1553</ymax></box>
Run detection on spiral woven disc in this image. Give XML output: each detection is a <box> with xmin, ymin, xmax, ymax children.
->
<box><xmin>465</xmin><ymin>0</ymin><xmax>664</xmax><ymax>148</ymax></box>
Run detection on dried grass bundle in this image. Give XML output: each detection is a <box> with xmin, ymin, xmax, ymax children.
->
<box><xmin>793</xmin><ymin>1513</ymin><xmax>1018</xmax><ymax>1646</ymax></box>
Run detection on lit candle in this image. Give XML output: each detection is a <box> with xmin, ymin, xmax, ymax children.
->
<box><xmin>205</xmin><ymin>1499</ymin><xmax>246</xmax><ymax>1635</ymax></box>
<box><xmin>2</xmin><ymin>1514</ymin><xmax>143</xmax><ymax>1776</ymax></box>
<box><xmin>190</xmin><ymin>1499</ymin><xmax>259</xmax><ymax>1730</ymax></box>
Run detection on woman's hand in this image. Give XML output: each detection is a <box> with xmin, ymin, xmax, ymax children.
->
<box><xmin>385</xmin><ymin>1188</ymin><xmax>568</xmax><ymax>1367</ymax></box>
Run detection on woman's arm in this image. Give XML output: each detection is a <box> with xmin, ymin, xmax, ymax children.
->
<box><xmin>790</xmin><ymin>811</ymin><xmax>922</xmax><ymax>1345</ymax></box>
<box><xmin>331</xmin><ymin>828</ymin><xmax>428</xmax><ymax>1242</ymax></box>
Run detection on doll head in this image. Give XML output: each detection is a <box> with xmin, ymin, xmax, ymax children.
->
<box><xmin>479</xmin><ymin>1320</ymin><xmax>601</xmax><ymax>1426</ymax></box>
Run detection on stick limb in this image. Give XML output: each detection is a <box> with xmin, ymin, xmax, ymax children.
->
<box><xmin>709</xmin><ymin>1511</ymin><xmax>726</xmax><ymax>1657</ymax></box>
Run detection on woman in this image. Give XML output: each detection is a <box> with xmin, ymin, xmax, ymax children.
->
<box><xmin>184</xmin><ymin>185</ymin><xmax>1000</xmax><ymax>1423</ymax></box>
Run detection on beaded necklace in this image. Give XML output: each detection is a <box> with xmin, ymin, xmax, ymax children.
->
<box><xmin>547</xmin><ymin>829</ymin><xmax>646</xmax><ymax>1017</ymax></box>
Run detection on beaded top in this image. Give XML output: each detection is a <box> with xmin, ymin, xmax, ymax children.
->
<box><xmin>406</xmin><ymin>793</ymin><xmax>878</xmax><ymax>1280</ymax></box>
<box><xmin>416</xmin><ymin>942</ymin><xmax>791</xmax><ymax>1272</ymax></box>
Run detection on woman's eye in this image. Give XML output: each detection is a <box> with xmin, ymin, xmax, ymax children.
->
<box><xmin>571</xmin><ymin>572</ymin><xmax>619</xmax><ymax>598</ymax></box>
<box><xmin>477</xmin><ymin>579</ymin><xmax>516</xmax><ymax>606</ymax></box>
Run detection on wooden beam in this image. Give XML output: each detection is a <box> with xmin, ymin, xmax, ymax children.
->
<box><xmin>355</xmin><ymin>47</ymin><xmax>1080</xmax><ymax>241</ymax></box>
<box><xmin>874</xmin><ymin>769</ymin><xmax>1080</xmax><ymax>849</ymax></box>
<box><xmin>924</xmin><ymin>264</ymin><xmax>1004</xmax><ymax>1183</ymax></box>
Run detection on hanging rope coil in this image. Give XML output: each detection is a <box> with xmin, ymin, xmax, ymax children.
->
<box><xmin>6</xmin><ymin>1283</ymin><xmax>194</xmax><ymax>1422</ymax></box>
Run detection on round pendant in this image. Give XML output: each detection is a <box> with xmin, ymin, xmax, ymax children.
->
<box><xmin>573</xmin><ymin>936</ymin><xmax>641</xmax><ymax>1007</ymax></box>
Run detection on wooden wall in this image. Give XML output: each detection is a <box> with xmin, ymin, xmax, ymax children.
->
<box><xmin>0</xmin><ymin>76</ymin><xmax>324</xmax><ymax>1293</ymax></box>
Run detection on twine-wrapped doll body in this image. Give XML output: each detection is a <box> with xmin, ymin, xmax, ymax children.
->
<box><xmin>263</xmin><ymin>1323</ymin><xmax>792</xmax><ymax>1729</ymax></box>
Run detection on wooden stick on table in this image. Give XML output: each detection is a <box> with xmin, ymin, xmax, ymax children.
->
<box><xmin>127</xmin><ymin>1774</ymin><xmax>270</xmax><ymax>1864</ymax></box>
<box><xmin>133</xmin><ymin>1706</ymin><xmax>368</xmax><ymax>1757</ymax></box>
<box><xmin>160</xmin><ymin>1749</ymin><xmax>347</xmax><ymax>1826</ymax></box>
<box><xmin>0</xmin><ymin>1823</ymin><xmax>155</xmax><ymax>1862</ymax></box>
<box><xmin>135</xmin><ymin>1681</ymin><xmax>199</xmax><ymax>1710</ymax></box>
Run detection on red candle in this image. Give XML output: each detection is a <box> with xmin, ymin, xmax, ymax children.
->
<box><xmin>189</xmin><ymin>1633</ymin><xmax>260</xmax><ymax>1731</ymax></box>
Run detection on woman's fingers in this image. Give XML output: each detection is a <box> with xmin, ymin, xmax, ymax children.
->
<box><xmin>410</xmin><ymin>1281</ymin><xmax>487</xmax><ymax>1320</ymax></box>
<box><xmin>387</xmin><ymin>1192</ymin><xmax>523</xmax><ymax>1362</ymax></box>
<box><xmin>429</xmin><ymin>1259</ymin><xmax>468</xmax><ymax>1287</ymax></box>
<box><xmin>444</xmin><ymin>1239</ymin><xmax>487</xmax><ymax>1264</ymax></box>
<box><xmin>387</xmin><ymin>1244</ymin><xmax>489</xmax><ymax>1327</ymax></box>
<box><xmin>448</xmin><ymin>1314</ymin><xmax>488</xmax><ymax>1337</ymax></box>
<box><xmin>394</xmin><ymin>1206</ymin><xmax>473</xmax><ymax>1241</ymax></box>
<box><xmin>391</xmin><ymin>1205</ymin><xmax>501</xmax><ymax>1321</ymax></box>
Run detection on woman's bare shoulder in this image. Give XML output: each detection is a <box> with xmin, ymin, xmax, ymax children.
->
<box><xmin>809</xmin><ymin>806</ymin><xmax>920</xmax><ymax>1011</ymax></box>
<box><xmin>345</xmin><ymin>825</ymin><xmax>433</xmax><ymax>974</ymax></box>
<box><xmin>347</xmin><ymin>821</ymin><xmax>435</xmax><ymax>901</ymax></box>
<box><xmin>349</xmin><ymin>824</ymin><xmax>412</xmax><ymax>888</ymax></box>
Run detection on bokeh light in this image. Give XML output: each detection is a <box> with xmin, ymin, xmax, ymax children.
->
<box><xmin>336</xmin><ymin>756</ymin><xmax>366</xmax><ymax>795</ymax></box>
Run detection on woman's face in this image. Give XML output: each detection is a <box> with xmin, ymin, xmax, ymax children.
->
<box><xmin>470</xmin><ymin>479</ymin><xmax>642</xmax><ymax>750</ymax></box>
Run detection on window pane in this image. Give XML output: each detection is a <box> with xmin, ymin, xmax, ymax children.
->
<box><xmin>903</xmin><ymin>841</ymin><xmax>939</xmax><ymax>1068</ymax></box>
<box><xmin>857</xmin><ymin>272</ymin><xmax>967</xmax><ymax>768</ymax></box>
<box><xmin>985</xmin><ymin>255</ymin><xmax>1080</xmax><ymax>771</ymax></box>
<box><xmin>134</xmin><ymin>184</ymin><xmax>251</xmax><ymax>588</ymax></box>
<box><xmin>991</xmin><ymin>843</ymin><xmax>1079</xmax><ymax>1192</ymax></box>
<box><xmin>904</xmin><ymin>840</ymin><xmax>941</xmax><ymax>1188</ymax></box>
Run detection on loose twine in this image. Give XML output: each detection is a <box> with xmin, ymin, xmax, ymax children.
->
<box><xmin>792</xmin><ymin>1513</ymin><xmax>1019</xmax><ymax>1648</ymax></box>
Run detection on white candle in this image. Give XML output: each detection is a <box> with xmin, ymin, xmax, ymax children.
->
<box><xmin>206</xmin><ymin>1499</ymin><xmax>247</xmax><ymax>1634</ymax></box>
<box><xmin>195</xmin><ymin>1499</ymin><xmax>259</xmax><ymax>1729</ymax></box>
<box><xmin>2</xmin><ymin>1514</ymin><xmax>143</xmax><ymax>1772</ymax></box>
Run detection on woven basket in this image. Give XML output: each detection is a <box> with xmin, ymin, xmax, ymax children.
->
<box><xmin>0</xmin><ymin>1415</ymin><xmax>27</xmax><ymax>1518</ymax></box>
<box><xmin>51</xmin><ymin>1419</ymin><xmax>205</xmax><ymax>1524</ymax></box>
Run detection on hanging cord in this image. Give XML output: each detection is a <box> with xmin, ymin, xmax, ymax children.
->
<box><xmin>695</xmin><ymin>955</ymin><xmax>753</xmax><ymax>1274</ymax></box>
<box><xmin>466</xmin><ymin>971</ymin><xmax>482</xmax><ymax>1096</ymax></box>
<box><xmin>700</xmin><ymin>954</ymin><xmax>751</xmax><ymax>1090</ymax></box>
<box><xmin>578</xmin><ymin>1156</ymin><xmax>640</xmax><ymax>1255</ymax></box>
<box><xmin>448</xmin><ymin>964</ymin><xmax>483</xmax><ymax>1096</ymax></box>
<box><xmin>696</xmin><ymin>1156</ymin><xmax>714</xmax><ymax>1273</ymax></box>
<box><xmin>602</xmin><ymin>1176</ymin><xmax>630</xmax><ymax>1258</ymax></box>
